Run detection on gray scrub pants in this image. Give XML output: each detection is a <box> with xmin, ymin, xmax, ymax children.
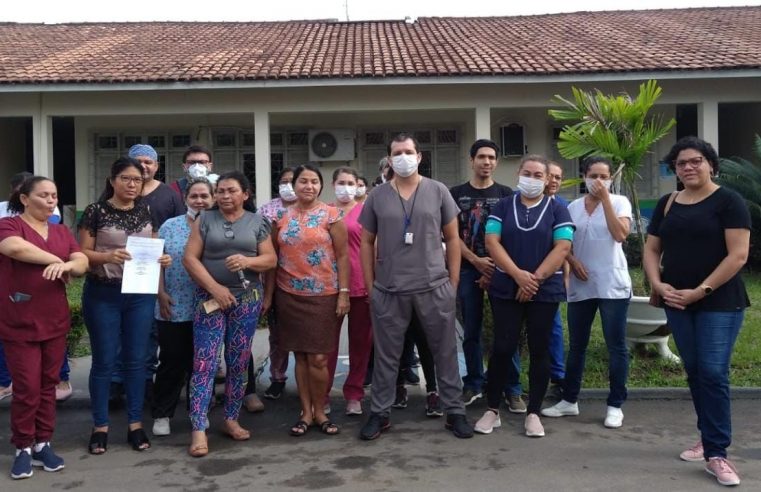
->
<box><xmin>369</xmin><ymin>281</ymin><xmax>465</xmax><ymax>417</ymax></box>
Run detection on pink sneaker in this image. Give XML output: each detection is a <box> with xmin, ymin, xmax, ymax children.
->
<box><xmin>679</xmin><ymin>440</ymin><xmax>704</xmax><ymax>462</ymax></box>
<box><xmin>705</xmin><ymin>457</ymin><xmax>740</xmax><ymax>486</ymax></box>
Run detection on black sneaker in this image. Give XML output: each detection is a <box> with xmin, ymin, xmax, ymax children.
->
<box><xmin>425</xmin><ymin>392</ymin><xmax>444</xmax><ymax>418</ymax></box>
<box><xmin>359</xmin><ymin>413</ymin><xmax>391</xmax><ymax>440</ymax></box>
<box><xmin>403</xmin><ymin>368</ymin><xmax>420</xmax><ymax>385</ymax></box>
<box><xmin>391</xmin><ymin>385</ymin><xmax>408</xmax><ymax>409</ymax></box>
<box><xmin>263</xmin><ymin>381</ymin><xmax>286</xmax><ymax>400</ymax></box>
<box><xmin>546</xmin><ymin>381</ymin><xmax>564</xmax><ymax>403</ymax></box>
<box><xmin>445</xmin><ymin>414</ymin><xmax>474</xmax><ymax>438</ymax></box>
<box><xmin>461</xmin><ymin>388</ymin><xmax>483</xmax><ymax>406</ymax></box>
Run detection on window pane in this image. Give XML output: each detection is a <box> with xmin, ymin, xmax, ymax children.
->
<box><xmin>241</xmin><ymin>132</ymin><xmax>255</xmax><ymax>148</ymax></box>
<box><xmin>419</xmin><ymin>151</ymin><xmax>432</xmax><ymax>178</ymax></box>
<box><xmin>414</xmin><ymin>130</ymin><xmax>432</xmax><ymax>144</ymax></box>
<box><xmin>214</xmin><ymin>131</ymin><xmax>236</xmax><ymax>148</ymax></box>
<box><xmin>124</xmin><ymin>136</ymin><xmax>142</xmax><ymax>148</ymax></box>
<box><xmin>172</xmin><ymin>134</ymin><xmax>191</xmax><ymax>148</ymax></box>
<box><xmin>147</xmin><ymin>136</ymin><xmax>165</xmax><ymax>148</ymax></box>
<box><xmin>364</xmin><ymin>131</ymin><xmax>385</xmax><ymax>146</ymax></box>
<box><xmin>98</xmin><ymin>136</ymin><xmax>118</xmax><ymax>149</ymax></box>
<box><xmin>288</xmin><ymin>132</ymin><xmax>309</xmax><ymax>147</ymax></box>
<box><xmin>154</xmin><ymin>154</ymin><xmax>166</xmax><ymax>183</ymax></box>
<box><xmin>271</xmin><ymin>153</ymin><xmax>284</xmax><ymax>195</ymax></box>
<box><xmin>270</xmin><ymin>133</ymin><xmax>284</xmax><ymax>147</ymax></box>
<box><xmin>437</xmin><ymin>129</ymin><xmax>458</xmax><ymax>145</ymax></box>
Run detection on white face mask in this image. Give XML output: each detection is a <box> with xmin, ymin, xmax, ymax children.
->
<box><xmin>517</xmin><ymin>176</ymin><xmax>546</xmax><ymax>198</ymax></box>
<box><xmin>585</xmin><ymin>178</ymin><xmax>612</xmax><ymax>193</ymax></box>
<box><xmin>186</xmin><ymin>206</ymin><xmax>200</xmax><ymax>220</ymax></box>
<box><xmin>278</xmin><ymin>183</ymin><xmax>297</xmax><ymax>202</ymax></box>
<box><xmin>334</xmin><ymin>184</ymin><xmax>356</xmax><ymax>203</ymax></box>
<box><xmin>391</xmin><ymin>154</ymin><xmax>419</xmax><ymax>178</ymax></box>
<box><xmin>355</xmin><ymin>185</ymin><xmax>367</xmax><ymax>197</ymax></box>
<box><xmin>187</xmin><ymin>164</ymin><xmax>208</xmax><ymax>179</ymax></box>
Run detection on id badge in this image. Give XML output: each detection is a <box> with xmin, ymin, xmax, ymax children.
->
<box><xmin>404</xmin><ymin>232</ymin><xmax>414</xmax><ymax>245</ymax></box>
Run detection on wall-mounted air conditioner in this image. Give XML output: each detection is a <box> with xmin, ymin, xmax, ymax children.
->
<box><xmin>308</xmin><ymin>129</ymin><xmax>356</xmax><ymax>162</ymax></box>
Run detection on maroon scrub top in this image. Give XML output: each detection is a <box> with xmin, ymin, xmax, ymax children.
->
<box><xmin>0</xmin><ymin>216</ymin><xmax>81</xmax><ymax>342</ymax></box>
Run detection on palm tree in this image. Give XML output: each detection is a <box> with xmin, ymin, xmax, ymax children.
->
<box><xmin>717</xmin><ymin>134</ymin><xmax>761</xmax><ymax>270</ymax></box>
<box><xmin>548</xmin><ymin>80</ymin><xmax>676</xmax><ymax>260</ymax></box>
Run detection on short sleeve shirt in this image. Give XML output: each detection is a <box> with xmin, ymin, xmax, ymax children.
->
<box><xmin>142</xmin><ymin>182</ymin><xmax>186</xmax><ymax>229</ymax></box>
<box><xmin>647</xmin><ymin>187</ymin><xmax>750</xmax><ymax>311</ymax></box>
<box><xmin>487</xmin><ymin>194</ymin><xmax>574</xmax><ymax>302</ymax></box>
<box><xmin>567</xmin><ymin>194</ymin><xmax>632</xmax><ymax>301</ymax></box>
<box><xmin>155</xmin><ymin>215</ymin><xmax>196</xmax><ymax>322</ymax></box>
<box><xmin>0</xmin><ymin>217</ymin><xmax>81</xmax><ymax>341</ymax></box>
<box><xmin>199</xmin><ymin>209</ymin><xmax>271</xmax><ymax>296</ymax></box>
<box><xmin>78</xmin><ymin>200</ymin><xmax>155</xmax><ymax>284</ymax></box>
<box><xmin>449</xmin><ymin>182</ymin><xmax>513</xmax><ymax>270</ymax></box>
<box><xmin>258</xmin><ymin>198</ymin><xmax>290</xmax><ymax>223</ymax></box>
<box><xmin>359</xmin><ymin>178</ymin><xmax>458</xmax><ymax>294</ymax></box>
<box><xmin>275</xmin><ymin>202</ymin><xmax>341</xmax><ymax>296</ymax></box>
<box><xmin>344</xmin><ymin>203</ymin><xmax>367</xmax><ymax>297</ymax></box>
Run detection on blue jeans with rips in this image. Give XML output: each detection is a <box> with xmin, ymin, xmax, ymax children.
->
<box><xmin>666</xmin><ymin>308</ymin><xmax>744</xmax><ymax>460</ymax></box>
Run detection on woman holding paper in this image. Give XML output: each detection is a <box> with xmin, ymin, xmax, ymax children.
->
<box><xmin>183</xmin><ymin>171</ymin><xmax>276</xmax><ymax>457</ymax></box>
<box><xmin>79</xmin><ymin>157</ymin><xmax>171</xmax><ymax>455</ymax></box>
<box><xmin>0</xmin><ymin>176</ymin><xmax>87</xmax><ymax>479</ymax></box>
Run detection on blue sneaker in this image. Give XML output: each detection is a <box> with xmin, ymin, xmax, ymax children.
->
<box><xmin>10</xmin><ymin>449</ymin><xmax>33</xmax><ymax>479</ymax></box>
<box><xmin>31</xmin><ymin>443</ymin><xmax>65</xmax><ymax>472</ymax></box>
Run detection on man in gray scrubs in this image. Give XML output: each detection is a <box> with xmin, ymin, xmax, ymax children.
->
<box><xmin>358</xmin><ymin>133</ymin><xmax>473</xmax><ymax>440</ymax></box>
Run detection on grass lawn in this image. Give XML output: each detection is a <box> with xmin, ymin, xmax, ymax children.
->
<box><xmin>66</xmin><ymin>272</ymin><xmax>761</xmax><ymax>387</ymax></box>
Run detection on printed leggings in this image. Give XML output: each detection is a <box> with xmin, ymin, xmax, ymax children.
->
<box><xmin>189</xmin><ymin>288</ymin><xmax>261</xmax><ymax>431</ymax></box>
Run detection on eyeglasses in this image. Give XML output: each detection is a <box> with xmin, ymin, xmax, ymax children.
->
<box><xmin>223</xmin><ymin>222</ymin><xmax>234</xmax><ymax>239</ymax></box>
<box><xmin>549</xmin><ymin>174</ymin><xmax>563</xmax><ymax>181</ymax></box>
<box><xmin>186</xmin><ymin>160</ymin><xmax>210</xmax><ymax>166</ymax></box>
<box><xmin>674</xmin><ymin>156</ymin><xmax>705</xmax><ymax>169</ymax></box>
<box><xmin>117</xmin><ymin>175</ymin><xmax>144</xmax><ymax>185</ymax></box>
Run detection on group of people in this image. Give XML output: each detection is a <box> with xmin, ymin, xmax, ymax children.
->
<box><xmin>0</xmin><ymin>134</ymin><xmax>749</xmax><ymax>487</ymax></box>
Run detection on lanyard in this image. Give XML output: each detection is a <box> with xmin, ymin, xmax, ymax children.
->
<box><xmin>395</xmin><ymin>179</ymin><xmax>421</xmax><ymax>236</ymax></box>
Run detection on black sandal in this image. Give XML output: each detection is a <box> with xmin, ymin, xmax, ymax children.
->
<box><xmin>319</xmin><ymin>420</ymin><xmax>340</xmax><ymax>435</ymax></box>
<box><xmin>127</xmin><ymin>428</ymin><xmax>151</xmax><ymax>451</ymax></box>
<box><xmin>88</xmin><ymin>431</ymin><xmax>108</xmax><ymax>455</ymax></box>
<box><xmin>290</xmin><ymin>420</ymin><xmax>310</xmax><ymax>437</ymax></box>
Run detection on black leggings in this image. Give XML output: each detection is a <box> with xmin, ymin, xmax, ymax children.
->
<box><xmin>396</xmin><ymin>312</ymin><xmax>437</xmax><ymax>393</ymax></box>
<box><xmin>151</xmin><ymin>320</ymin><xmax>193</xmax><ymax>419</ymax></box>
<box><xmin>487</xmin><ymin>298</ymin><xmax>558</xmax><ymax>414</ymax></box>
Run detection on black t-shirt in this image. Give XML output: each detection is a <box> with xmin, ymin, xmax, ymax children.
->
<box><xmin>449</xmin><ymin>181</ymin><xmax>513</xmax><ymax>270</ymax></box>
<box><xmin>142</xmin><ymin>182</ymin><xmax>186</xmax><ymax>229</ymax></box>
<box><xmin>647</xmin><ymin>187</ymin><xmax>751</xmax><ymax>311</ymax></box>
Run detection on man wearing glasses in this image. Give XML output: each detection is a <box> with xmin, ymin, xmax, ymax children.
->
<box><xmin>171</xmin><ymin>145</ymin><xmax>218</xmax><ymax>199</ymax></box>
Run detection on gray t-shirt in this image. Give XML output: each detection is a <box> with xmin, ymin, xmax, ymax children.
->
<box><xmin>199</xmin><ymin>208</ymin><xmax>271</xmax><ymax>295</ymax></box>
<box><xmin>359</xmin><ymin>177</ymin><xmax>458</xmax><ymax>294</ymax></box>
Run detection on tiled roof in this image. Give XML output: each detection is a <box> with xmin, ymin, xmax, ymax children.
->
<box><xmin>1</xmin><ymin>7</ymin><xmax>760</xmax><ymax>85</ymax></box>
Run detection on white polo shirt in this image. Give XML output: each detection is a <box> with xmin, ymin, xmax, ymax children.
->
<box><xmin>567</xmin><ymin>194</ymin><xmax>632</xmax><ymax>301</ymax></box>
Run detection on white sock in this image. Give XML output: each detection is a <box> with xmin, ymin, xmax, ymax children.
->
<box><xmin>33</xmin><ymin>442</ymin><xmax>48</xmax><ymax>453</ymax></box>
<box><xmin>16</xmin><ymin>447</ymin><xmax>31</xmax><ymax>457</ymax></box>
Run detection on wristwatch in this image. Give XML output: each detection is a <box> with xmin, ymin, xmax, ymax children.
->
<box><xmin>699</xmin><ymin>284</ymin><xmax>713</xmax><ymax>296</ymax></box>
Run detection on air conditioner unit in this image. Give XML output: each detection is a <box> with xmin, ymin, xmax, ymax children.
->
<box><xmin>308</xmin><ymin>129</ymin><xmax>356</xmax><ymax>162</ymax></box>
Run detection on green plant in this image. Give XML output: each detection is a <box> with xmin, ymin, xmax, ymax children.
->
<box><xmin>716</xmin><ymin>134</ymin><xmax>761</xmax><ymax>271</ymax></box>
<box><xmin>548</xmin><ymin>80</ymin><xmax>676</xmax><ymax>287</ymax></box>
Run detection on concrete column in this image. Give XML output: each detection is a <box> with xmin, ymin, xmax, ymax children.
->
<box><xmin>32</xmin><ymin>111</ymin><xmax>54</xmax><ymax>178</ymax></box>
<box><xmin>254</xmin><ymin>111</ymin><xmax>271</xmax><ymax>206</ymax></box>
<box><xmin>474</xmin><ymin>105</ymin><xmax>491</xmax><ymax>140</ymax></box>
<box><xmin>697</xmin><ymin>100</ymin><xmax>720</xmax><ymax>153</ymax></box>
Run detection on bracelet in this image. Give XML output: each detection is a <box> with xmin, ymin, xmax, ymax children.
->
<box><xmin>339</xmin><ymin>288</ymin><xmax>350</xmax><ymax>293</ymax></box>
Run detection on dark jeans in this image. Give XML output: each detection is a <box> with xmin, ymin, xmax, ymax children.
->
<box><xmin>564</xmin><ymin>298</ymin><xmax>630</xmax><ymax>407</ymax></box>
<box><xmin>152</xmin><ymin>319</ymin><xmax>194</xmax><ymax>419</ymax></box>
<box><xmin>396</xmin><ymin>313</ymin><xmax>437</xmax><ymax>393</ymax></box>
<box><xmin>486</xmin><ymin>297</ymin><xmax>557</xmax><ymax>414</ymax></box>
<box><xmin>83</xmin><ymin>280</ymin><xmax>155</xmax><ymax>426</ymax></box>
<box><xmin>459</xmin><ymin>267</ymin><xmax>521</xmax><ymax>395</ymax></box>
<box><xmin>666</xmin><ymin>308</ymin><xmax>744</xmax><ymax>460</ymax></box>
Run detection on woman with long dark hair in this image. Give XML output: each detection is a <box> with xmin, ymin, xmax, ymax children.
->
<box><xmin>0</xmin><ymin>176</ymin><xmax>87</xmax><ymax>479</ymax></box>
<box><xmin>183</xmin><ymin>171</ymin><xmax>276</xmax><ymax>457</ymax></box>
<box><xmin>79</xmin><ymin>157</ymin><xmax>171</xmax><ymax>455</ymax></box>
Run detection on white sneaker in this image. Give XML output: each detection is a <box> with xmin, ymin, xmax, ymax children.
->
<box><xmin>152</xmin><ymin>418</ymin><xmax>171</xmax><ymax>436</ymax></box>
<box><xmin>541</xmin><ymin>400</ymin><xmax>579</xmax><ymax>418</ymax></box>
<box><xmin>474</xmin><ymin>410</ymin><xmax>501</xmax><ymax>434</ymax></box>
<box><xmin>604</xmin><ymin>406</ymin><xmax>624</xmax><ymax>428</ymax></box>
<box><xmin>524</xmin><ymin>413</ymin><xmax>545</xmax><ymax>437</ymax></box>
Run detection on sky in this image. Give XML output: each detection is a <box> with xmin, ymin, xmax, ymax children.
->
<box><xmin>1</xmin><ymin>0</ymin><xmax>757</xmax><ymax>23</ymax></box>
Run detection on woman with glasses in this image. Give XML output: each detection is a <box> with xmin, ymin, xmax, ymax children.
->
<box><xmin>183</xmin><ymin>171</ymin><xmax>276</xmax><ymax>457</ymax></box>
<box><xmin>79</xmin><ymin>158</ymin><xmax>172</xmax><ymax>455</ymax></box>
<box><xmin>644</xmin><ymin>136</ymin><xmax>750</xmax><ymax>487</ymax></box>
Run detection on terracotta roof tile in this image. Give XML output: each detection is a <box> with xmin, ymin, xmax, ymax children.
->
<box><xmin>1</xmin><ymin>7</ymin><xmax>760</xmax><ymax>85</ymax></box>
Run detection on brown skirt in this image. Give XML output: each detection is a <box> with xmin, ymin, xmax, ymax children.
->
<box><xmin>275</xmin><ymin>289</ymin><xmax>341</xmax><ymax>354</ymax></box>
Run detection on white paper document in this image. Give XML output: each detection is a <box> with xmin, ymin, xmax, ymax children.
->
<box><xmin>121</xmin><ymin>236</ymin><xmax>165</xmax><ymax>294</ymax></box>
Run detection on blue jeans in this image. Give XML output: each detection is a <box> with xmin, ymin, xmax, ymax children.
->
<box><xmin>666</xmin><ymin>308</ymin><xmax>744</xmax><ymax>460</ymax></box>
<box><xmin>83</xmin><ymin>280</ymin><xmax>155</xmax><ymax>426</ymax></box>
<box><xmin>459</xmin><ymin>268</ymin><xmax>523</xmax><ymax>395</ymax></box>
<box><xmin>0</xmin><ymin>342</ymin><xmax>70</xmax><ymax>386</ymax></box>
<box><xmin>564</xmin><ymin>298</ymin><xmax>630</xmax><ymax>407</ymax></box>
